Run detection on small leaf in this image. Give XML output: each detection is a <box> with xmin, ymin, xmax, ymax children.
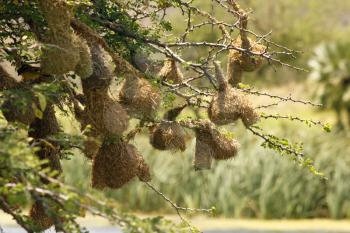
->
<box><xmin>238</xmin><ymin>83</ymin><xmax>251</xmax><ymax>89</ymax></box>
<box><xmin>32</xmin><ymin>103</ymin><xmax>43</xmax><ymax>119</ymax></box>
<box><xmin>323</xmin><ymin>123</ymin><xmax>332</xmax><ymax>132</ymax></box>
<box><xmin>36</xmin><ymin>92</ymin><xmax>47</xmax><ymax>111</ymax></box>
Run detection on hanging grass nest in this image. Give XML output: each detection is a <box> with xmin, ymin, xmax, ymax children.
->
<box><xmin>158</xmin><ymin>58</ymin><xmax>183</xmax><ymax>84</ymax></box>
<box><xmin>81</xmin><ymin>44</ymin><xmax>113</xmax><ymax>91</ymax></box>
<box><xmin>226</xmin><ymin>12</ymin><xmax>266</xmax><ymax>87</ymax></box>
<box><xmin>92</xmin><ymin>141</ymin><xmax>151</xmax><ymax>189</ymax></box>
<box><xmin>149</xmin><ymin>105</ymin><xmax>187</xmax><ymax>151</ymax></box>
<box><xmin>194</xmin><ymin>129</ymin><xmax>213</xmax><ymax>170</ymax></box>
<box><xmin>208</xmin><ymin>88</ymin><xmax>260</xmax><ymax>126</ymax></box>
<box><xmin>208</xmin><ymin>87</ymin><xmax>259</xmax><ymax>127</ymax></box>
<box><xmin>38</xmin><ymin>0</ymin><xmax>81</xmax><ymax>75</ymax></box>
<box><xmin>208</xmin><ymin>126</ymin><xmax>240</xmax><ymax>160</ymax></box>
<box><xmin>29</xmin><ymin>201</ymin><xmax>54</xmax><ymax>232</ymax></box>
<box><xmin>150</xmin><ymin>122</ymin><xmax>186</xmax><ymax>151</ymax></box>
<box><xmin>41</xmin><ymin>33</ymin><xmax>81</xmax><ymax>75</ymax></box>
<box><xmin>77</xmin><ymin>43</ymin><xmax>128</xmax><ymax>156</ymax></box>
<box><xmin>84</xmin><ymin>93</ymin><xmax>129</xmax><ymax>136</ymax></box>
<box><xmin>208</xmin><ymin>61</ymin><xmax>260</xmax><ymax>127</ymax></box>
<box><xmin>228</xmin><ymin>36</ymin><xmax>266</xmax><ymax>73</ymax></box>
<box><xmin>74</xmin><ymin>38</ymin><xmax>93</xmax><ymax>79</ymax></box>
<box><xmin>1</xmin><ymin>96</ymin><xmax>36</xmax><ymax>125</ymax></box>
<box><xmin>119</xmin><ymin>76</ymin><xmax>160</xmax><ymax>119</ymax></box>
<box><xmin>227</xmin><ymin>56</ymin><xmax>243</xmax><ymax>87</ymax></box>
<box><xmin>38</xmin><ymin>0</ymin><xmax>72</xmax><ymax>31</ymax></box>
<box><xmin>195</xmin><ymin>121</ymin><xmax>240</xmax><ymax>164</ymax></box>
<box><xmin>102</xmin><ymin>97</ymin><xmax>129</xmax><ymax>135</ymax></box>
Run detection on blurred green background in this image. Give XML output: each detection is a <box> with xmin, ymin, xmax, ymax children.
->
<box><xmin>61</xmin><ymin>0</ymin><xmax>350</xmax><ymax>220</ymax></box>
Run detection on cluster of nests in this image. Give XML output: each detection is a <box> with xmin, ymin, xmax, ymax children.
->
<box><xmin>0</xmin><ymin>0</ymin><xmax>266</xmax><ymax>230</ymax></box>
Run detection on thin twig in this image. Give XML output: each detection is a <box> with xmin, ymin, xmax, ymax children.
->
<box><xmin>260</xmin><ymin>113</ymin><xmax>328</xmax><ymax>129</ymax></box>
<box><xmin>145</xmin><ymin>182</ymin><xmax>212</xmax><ymax>229</ymax></box>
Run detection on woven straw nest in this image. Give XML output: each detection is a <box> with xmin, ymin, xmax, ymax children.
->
<box><xmin>83</xmin><ymin>92</ymin><xmax>129</xmax><ymax>137</ymax></box>
<box><xmin>74</xmin><ymin>38</ymin><xmax>93</xmax><ymax>79</ymax></box>
<box><xmin>158</xmin><ymin>59</ymin><xmax>183</xmax><ymax>84</ymax></box>
<box><xmin>208</xmin><ymin>87</ymin><xmax>260</xmax><ymax>127</ymax></box>
<box><xmin>39</xmin><ymin>0</ymin><xmax>93</xmax><ymax>77</ymax></box>
<box><xmin>38</xmin><ymin>0</ymin><xmax>82</xmax><ymax>75</ymax></box>
<box><xmin>102</xmin><ymin>98</ymin><xmax>129</xmax><ymax>135</ymax></box>
<box><xmin>29</xmin><ymin>201</ymin><xmax>54</xmax><ymax>232</ymax></box>
<box><xmin>149</xmin><ymin>105</ymin><xmax>187</xmax><ymax>151</ymax></box>
<box><xmin>194</xmin><ymin>131</ymin><xmax>213</xmax><ymax>170</ymax></box>
<box><xmin>227</xmin><ymin>56</ymin><xmax>243</xmax><ymax>87</ymax></box>
<box><xmin>194</xmin><ymin>121</ymin><xmax>240</xmax><ymax>169</ymax></box>
<box><xmin>81</xmin><ymin>43</ymin><xmax>113</xmax><ymax>91</ymax></box>
<box><xmin>208</xmin><ymin>61</ymin><xmax>259</xmax><ymax>127</ymax></box>
<box><xmin>41</xmin><ymin>32</ymin><xmax>81</xmax><ymax>75</ymax></box>
<box><xmin>228</xmin><ymin>36</ymin><xmax>266</xmax><ymax>73</ymax></box>
<box><xmin>119</xmin><ymin>76</ymin><xmax>160</xmax><ymax>119</ymax></box>
<box><xmin>150</xmin><ymin>121</ymin><xmax>186</xmax><ymax>152</ymax></box>
<box><xmin>38</xmin><ymin>0</ymin><xmax>72</xmax><ymax>31</ymax></box>
<box><xmin>92</xmin><ymin>141</ymin><xmax>151</xmax><ymax>189</ymax></box>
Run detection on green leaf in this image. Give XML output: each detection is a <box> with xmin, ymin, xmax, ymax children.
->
<box><xmin>32</xmin><ymin>103</ymin><xmax>43</xmax><ymax>119</ymax></box>
<box><xmin>323</xmin><ymin>123</ymin><xmax>332</xmax><ymax>132</ymax></box>
<box><xmin>35</xmin><ymin>92</ymin><xmax>47</xmax><ymax>112</ymax></box>
<box><xmin>238</xmin><ymin>83</ymin><xmax>251</xmax><ymax>89</ymax></box>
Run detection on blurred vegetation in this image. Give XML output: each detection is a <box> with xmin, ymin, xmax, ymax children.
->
<box><xmin>309</xmin><ymin>42</ymin><xmax>350</xmax><ymax>130</ymax></box>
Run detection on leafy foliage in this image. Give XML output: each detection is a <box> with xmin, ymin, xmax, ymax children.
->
<box><xmin>309</xmin><ymin>42</ymin><xmax>350</xmax><ymax>130</ymax></box>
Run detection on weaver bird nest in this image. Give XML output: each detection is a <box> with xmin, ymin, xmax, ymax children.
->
<box><xmin>209</xmin><ymin>61</ymin><xmax>259</xmax><ymax>127</ymax></box>
<box><xmin>92</xmin><ymin>141</ymin><xmax>151</xmax><ymax>189</ymax></box>
<box><xmin>158</xmin><ymin>58</ymin><xmax>184</xmax><ymax>84</ymax></box>
<box><xmin>119</xmin><ymin>76</ymin><xmax>161</xmax><ymax>119</ymax></box>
